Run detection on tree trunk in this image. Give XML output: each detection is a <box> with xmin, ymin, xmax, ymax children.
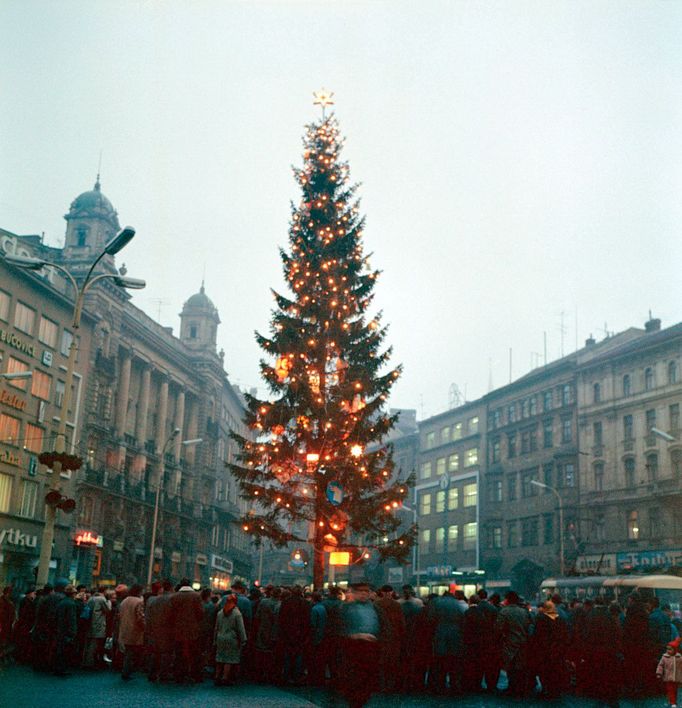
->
<box><xmin>313</xmin><ymin>515</ymin><xmax>325</xmax><ymax>590</ymax></box>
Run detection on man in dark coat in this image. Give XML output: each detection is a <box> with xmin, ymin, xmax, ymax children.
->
<box><xmin>39</xmin><ymin>578</ymin><xmax>68</xmax><ymax>672</ymax></box>
<box><xmin>374</xmin><ymin>585</ymin><xmax>405</xmax><ymax>692</ymax></box>
<box><xmin>496</xmin><ymin>591</ymin><xmax>532</xmax><ymax>698</ymax></box>
<box><xmin>462</xmin><ymin>595</ymin><xmax>486</xmax><ymax>692</ymax></box>
<box><xmin>169</xmin><ymin>579</ymin><xmax>204</xmax><ymax>683</ymax></box>
<box><xmin>146</xmin><ymin>580</ymin><xmax>174</xmax><ymax>682</ymax></box>
<box><xmin>622</xmin><ymin>592</ymin><xmax>650</xmax><ymax>697</ymax></box>
<box><xmin>582</xmin><ymin>595</ymin><xmax>622</xmax><ymax>707</ymax></box>
<box><xmin>54</xmin><ymin>585</ymin><xmax>78</xmax><ymax>676</ymax></box>
<box><xmin>31</xmin><ymin>584</ymin><xmax>54</xmax><ymax>671</ymax></box>
<box><xmin>14</xmin><ymin>587</ymin><xmax>37</xmax><ymax>663</ymax></box>
<box><xmin>477</xmin><ymin>589</ymin><xmax>500</xmax><ymax>693</ymax></box>
<box><xmin>277</xmin><ymin>584</ymin><xmax>310</xmax><ymax>684</ymax></box>
<box><xmin>531</xmin><ymin>600</ymin><xmax>570</xmax><ymax>699</ymax></box>
<box><xmin>0</xmin><ymin>586</ymin><xmax>16</xmax><ymax>663</ymax></box>
<box><xmin>428</xmin><ymin>591</ymin><xmax>465</xmax><ymax>694</ymax></box>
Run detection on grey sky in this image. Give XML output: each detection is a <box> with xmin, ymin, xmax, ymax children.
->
<box><xmin>2</xmin><ymin>0</ymin><xmax>681</xmax><ymax>418</ymax></box>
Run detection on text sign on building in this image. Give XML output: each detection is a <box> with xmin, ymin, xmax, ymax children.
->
<box><xmin>616</xmin><ymin>549</ymin><xmax>682</xmax><ymax>572</ymax></box>
<box><xmin>0</xmin><ymin>389</ymin><xmax>27</xmax><ymax>412</ymax></box>
<box><xmin>211</xmin><ymin>554</ymin><xmax>233</xmax><ymax>573</ymax></box>
<box><xmin>0</xmin><ymin>528</ymin><xmax>38</xmax><ymax>548</ymax></box>
<box><xmin>73</xmin><ymin>530</ymin><xmax>103</xmax><ymax>547</ymax></box>
<box><xmin>0</xmin><ymin>328</ymin><xmax>35</xmax><ymax>357</ymax></box>
<box><xmin>426</xmin><ymin>565</ymin><xmax>453</xmax><ymax>577</ymax></box>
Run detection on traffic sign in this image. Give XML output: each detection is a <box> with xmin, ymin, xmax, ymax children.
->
<box><xmin>326</xmin><ymin>481</ymin><xmax>344</xmax><ymax>506</ymax></box>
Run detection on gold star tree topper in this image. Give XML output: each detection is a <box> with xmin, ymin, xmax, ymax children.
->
<box><xmin>313</xmin><ymin>88</ymin><xmax>335</xmax><ymax>116</ymax></box>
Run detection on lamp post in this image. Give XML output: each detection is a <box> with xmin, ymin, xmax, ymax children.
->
<box><xmin>146</xmin><ymin>432</ymin><xmax>202</xmax><ymax>587</ymax></box>
<box><xmin>4</xmin><ymin>226</ymin><xmax>144</xmax><ymax>585</ymax></box>
<box><xmin>531</xmin><ymin>479</ymin><xmax>565</xmax><ymax>576</ymax></box>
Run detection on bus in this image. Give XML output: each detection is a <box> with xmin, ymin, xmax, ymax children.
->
<box><xmin>540</xmin><ymin>574</ymin><xmax>682</xmax><ymax>610</ymax></box>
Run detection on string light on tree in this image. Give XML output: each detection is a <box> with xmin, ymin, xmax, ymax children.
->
<box><xmin>229</xmin><ymin>92</ymin><xmax>416</xmax><ymax>588</ymax></box>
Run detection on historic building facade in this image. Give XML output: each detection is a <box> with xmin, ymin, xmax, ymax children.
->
<box><xmin>1</xmin><ymin>180</ymin><xmax>252</xmax><ymax>590</ymax></box>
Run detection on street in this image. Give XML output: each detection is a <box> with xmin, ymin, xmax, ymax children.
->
<box><xmin>0</xmin><ymin>665</ymin><xmax>671</xmax><ymax>708</ymax></box>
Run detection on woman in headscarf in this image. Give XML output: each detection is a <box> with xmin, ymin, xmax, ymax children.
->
<box><xmin>531</xmin><ymin>600</ymin><xmax>569</xmax><ymax>699</ymax></box>
<box><xmin>214</xmin><ymin>593</ymin><xmax>247</xmax><ymax>686</ymax></box>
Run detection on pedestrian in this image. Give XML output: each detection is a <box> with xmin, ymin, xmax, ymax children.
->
<box><xmin>145</xmin><ymin>579</ymin><xmax>174</xmax><ymax>682</ymax></box>
<box><xmin>213</xmin><ymin>593</ymin><xmax>246</xmax><ymax>686</ymax></box>
<box><xmin>0</xmin><ymin>585</ymin><xmax>16</xmax><ymax>664</ymax></box>
<box><xmin>496</xmin><ymin>590</ymin><xmax>532</xmax><ymax>698</ymax></box>
<box><xmin>119</xmin><ymin>584</ymin><xmax>145</xmax><ymax>680</ymax></box>
<box><xmin>307</xmin><ymin>591</ymin><xmax>327</xmax><ymax>686</ymax></box>
<box><xmin>531</xmin><ymin>600</ymin><xmax>570</xmax><ymax>699</ymax></box>
<box><xmin>462</xmin><ymin>595</ymin><xmax>486</xmax><ymax>692</ymax></box>
<box><xmin>582</xmin><ymin>595</ymin><xmax>622</xmax><ymax>707</ymax></box>
<box><xmin>253</xmin><ymin>585</ymin><xmax>281</xmax><ymax>683</ymax></box>
<box><xmin>623</xmin><ymin>591</ymin><xmax>650</xmax><ymax>696</ymax></box>
<box><xmin>200</xmin><ymin>588</ymin><xmax>217</xmax><ymax>675</ymax></box>
<box><xmin>277</xmin><ymin>584</ymin><xmax>310</xmax><ymax>685</ymax></box>
<box><xmin>428</xmin><ymin>590</ymin><xmax>465</xmax><ymax>694</ymax></box>
<box><xmin>374</xmin><ymin>585</ymin><xmax>404</xmax><ymax>693</ymax></box>
<box><xmin>83</xmin><ymin>586</ymin><xmax>111</xmax><ymax>669</ymax></box>
<box><xmin>13</xmin><ymin>586</ymin><xmax>37</xmax><ymax>663</ymax></box>
<box><xmin>54</xmin><ymin>585</ymin><xmax>78</xmax><ymax>676</ymax></box>
<box><xmin>321</xmin><ymin>585</ymin><xmax>344</xmax><ymax>684</ymax></box>
<box><xmin>657</xmin><ymin>641</ymin><xmax>682</xmax><ymax>707</ymax></box>
<box><xmin>169</xmin><ymin>578</ymin><xmax>204</xmax><ymax>683</ymax></box>
<box><xmin>477</xmin><ymin>589</ymin><xmax>500</xmax><ymax>693</ymax></box>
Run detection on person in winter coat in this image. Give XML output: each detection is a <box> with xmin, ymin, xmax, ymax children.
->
<box><xmin>496</xmin><ymin>591</ymin><xmax>532</xmax><ymax>698</ymax></box>
<box><xmin>145</xmin><ymin>580</ymin><xmax>174</xmax><ymax>682</ymax></box>
<box><xmin>253</xmin><ymin>585</ymin><xmax>281</xmax><ymax>683</ymax></box>
<box><xmin>83</xmin><ymin>587</ymin><xmax>111</xmax><ymax>668</ymax></box>
<box><xmin>169</xmin><ymin>579</ymin><xmax>204</xmax><ymax>683</ymax></box>
<box><xmin>374</xmin><ymin>585</ymin><xmax>405</xmax><ymax>692</ymax></box>
<box><xmin>0</xmin><ymin>586</ymin><xmax>16</xmax><ymax>663</ymax></box>
<box><xmin>118</xmin><ymin>584</ymin><xmax>145</xmax><ymax>680</ymax></box>
<box><xmin>656</xmin><ymin>641</ymin><xmax>682</xmax><ymax>707</ymax></box>
<box><xmin>428</xmin><ymin>591</ymin><xmax>465</xmax><ymax>694</ymax></box>
<box><xmin>214</xmin><ymin>593</ymin><xmax>247</xmax><ymax>686</ymax></box>
<box><xmin>54</xmin><ymin>585</ymin><xmax>78</xmax><ymax>676</ymax></box>
<box><xmin>13</xmin><ymin>587</ymin><xmax>36</xmax><ymax>663</ymax></box>
<box><xmin>277</xmin><ymin>585</ymin><xmax>310</xmax><ymax>684</ymax></box>
<box><xmin>531</xmin><ymin>600</ymin><xmax>570</xmax><ymax>699</ymax></box>
<box><xmin>582</xmin><ymin>595</ymin><xmax>622</xmax><ymax>707</ymax></box>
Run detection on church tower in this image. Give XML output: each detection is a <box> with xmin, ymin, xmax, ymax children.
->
<box><xmin>179</xmin><ymin>283</ymin><xmax>221</xmax><ymax>352</ymax></box>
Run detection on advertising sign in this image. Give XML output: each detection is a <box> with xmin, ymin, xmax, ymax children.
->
<box><xmin>616</xmin><ymin>548</ymin><xmax>682</xmax><ymax>572</ymax></box>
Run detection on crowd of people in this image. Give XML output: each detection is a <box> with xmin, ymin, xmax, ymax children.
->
<box><xmin>1</xmin><ymin>578</ymin><xmax>682</xmax><ymax>708</ymax></box>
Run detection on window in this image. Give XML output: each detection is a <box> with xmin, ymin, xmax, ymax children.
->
<box><xmin>420</xmin><ymin>529</ymin><xmax>431</xmax><ymax>554</ymax></box>
<box><xmin>435</xmin><ymin>527</ymin><xmax>445</xmax><ymax>552</ymax></box>
<box><xmin>24</xmin><ymin>423</ymin><xmax>43</xmax><ymax>454</ymax></box>
<box><xmin>420</xmin><ymin>462</ymin><xmax>432</xmax><ymax>479</ymax></box>
<box><xmin>452</xmin><ymin>423</ymin><xmax>463</xmax><ymax>440</ymax></box>
<box><xmin>593</xmin><ymin>421</ymin><xmax>603</xmax><ymax>448</ymax></box>
<box><xmin>464</xmin><ymin>448</ymin><xmax>478</xmax><ymax>467</ymax></box>
<box><xmin>521</xmin><ymin>430</ymin><xmax>530</xmax><ymax>454</ymax></box>
<box><xmin>563</xmin><ymin>463</ymin><xmax>575</xmax><ymax>487</ymax></box>
<box><xmin>543</xmin><ymin>515</ymin><xmax>554</xmax><ymax>544</ymax></box>
<box><xmin>435</xmin><ymin>490</ymin><xmax>445</xmax><ymax>513</ymax></box>
<box><xmin>521</xmin><ymin>517</ymin><xmax>539</xmax><ymax>546</ymax></box>
<box><xmin>31</xmin><ymin>370</ymin><xmax>51</xmax><ymax>400</ymax></box>
<box><xmin>55</xmin><ymin>380</ymin><xmax>65</xmax><ymax>408</ymax></box>
<box><xmin>19</xmin><ymin>480</ymin><xmax>38</xmax><ymax>518</ymax></box>
<box><xmin>447</xmin><ymin>488</ymin><xmax>459</xmax><ymax>510</ymax></box>
<box><xmin>76</xmin><ymin>225</ymin><xmax>89</xmax><ymax>246</ymax></box>
<box><xmin>419</xmin><ymin>493</ymin><xmax>432</xmax><ymax>516</ymax></box>
<box><xmin>521</xmin><ymin>470</ymin><xmax>538</xmax><ymax>497</ymax></box>
<box><xmin>561</xmin><ymin>384</ymin><xmax>572</xmax><ymax>406</ymax></box>
<box><xmin>646</xmin><ymin>453</ymin><xmax>658</xmax><ymax>482</ymax></box>
<box><xmin>543</xmin><ymin>391</ymin><xmax>553</xmax><ymax>412</ymax></box>
<box><xmin>669</xmin><ymin>361</ymin><xmax>679</xmax><ymax>385</ymax></box>
<box><xmin>671</xmin><ymin>404</ymin><xmax>680</xmax><ymax>433</ymax></box>
<box><xmin>487</xmin><ymin>478</ymin><xmax>502</xmax><ymax>503</ymax></box>
<box><xmin>0</xmin><ymin>290</ymin><xmax>9</xmax><ymax>321</ymax></box>
<box><xmin>624</xmin><ymin>414</ymin><xmax>634</xmax><ymax>441</ymax></box>
<box><xmin>645</xmin><ymin>367</ymin><xmax>654</xmax><ymax>391</ymax></box>
<box><xmin>593</xmin><ymin>383</ymin><xmax>601</xmax><ymax>403</ymax></box>
<box><xmin>561</xmin><ymin>418</ymin><xmax>573</xmax><ymax>443</ymax></box>
<box><xmin>488</xmin><ymin>526</ymin><xmax>502</xmax><ymax>549</ymax></box>
<box><xmin>38</xmin><ymin>317</ymin><xmax>58</xmax><ymax>348</ymax></box>
<box><xmin>14</xmin><ymin>301</ymin><xmax>35</xmax><ymax>334</ymax></box>
<box><xmin>448</xmin><ymin>524</ymin><xmax>459</xmax><ymax>547</ymax></box>
<box><xmin>649</xmin><ymin>508</ymin><xmax>662</xmax><ymax>538</ymax></box>
<box><xmin>491</xmin><ymin>409</ymin><xmax>501</xmax><ymax>429</ymax></box>
<box><xmin>529</xmin><ymin>396</ymin><xmax>537</xmax><ymax>416</ymax></box>
<box><xmin>468</xmin><ymin>416</ymin><xmax>479</xmax><ymax>434</ymax></box>
<box><xmin>507</xmin><ymin>404</ymin><xmax>517</xmax><ymax>423</ymax></box>
<box><xmin>594</xmin><ymin>462</ymin><xmax>604</xmax><ymax>491</ymax></box>
<box><xmin>529</xmin><ymin>428</ymin><xmax>537</xmax><ymax>451</ymax></box>
<box><xmin>0</xmin><ymin>473</ymin><xmax>12</xmax><ymax>512</ymax></box>
<box><xmin>507</xmin><ymin>521</ymin><xmax>518</xmax><ymax>548</ymax></box>
<box><xmin>646</xmin><ymin>409</ymin><xmax>656</xmax><ymax>436</ymax></box>
<box><xmin>463</xmin><ymin>482</ymin><xmax>477</xmax><ymax>507</ymax></box>
<box><xmin>0</xmin><ymin>413</ymin><xmax>20</xmax><ymax>445</ymax></box>
<box><xmin>508</xmin><ymin>474</ymin><xmax>517</xmax><ymax>501</ymax></box>
<box><xmin>624</xmin><ymin>458</ymin><xmax>636</xmax><ymax>488</ymax></box>
<box><xmin>440</xmin><ymin>426</ymin><xmax>451</xmax><ymax>443</ymax></box>
<box><xmin>463</xmin><ymin>522</ymin><xmax>477</xmax><ymax>549</ymax></box>
<box><xmin>436</xmin><ymin>457</ymin><xmax>446</xmax><ymax>476</ymax></box>
<box><xmin>507</xmin><ymin>432</ymin><xmax>516</xmax><ymax>458</ymax></box>
<box><xmin>189</xmin><ymin>325</ymin><xmax>198</xmax><ymax>339</ymax></box>
<box><xmin>447</xmin><ymin>454</ymin><xmax>459</xmax><ymax>472</ymax></box>
<box><xmin>627</xmin><ymin>510</ymin><xmax>639</xmax><ymax>540</ymax></box>
<box><xmin>6</xmin><ymin>357</ymin><xmax>30</xmax><ymax>390</ymax></box>
<box><xmin>543</xmin><ymin>419</ymin><xmax>553</xmax><ymax>448</ymax></box>
<box><xmin>521</xmin><ymin>399</ymin><xmax>529</xmax><ymax>419</ymax></box>
<box><xmin>60</xmin><ymin>330</ymin><xmax>73</xmax><ymax>357</ymax></box>
<box><xmin>543</xmin><ymin>463</ymin><xmax>553</xmax><ymax>489</ymax></box>
<box><xmin>623</xmin><ymin>374</ymin><xmax>631</xmax><ymax>397</ymax></box>
<box><xmin>490</xmin><ymin>438</ymin><xmax>500</xmax><ymax>464</ymax></box>
<box><xmin>425</xmin><ymin>431</ymin><xmax>436</xmax><ymax>449</ymax></box>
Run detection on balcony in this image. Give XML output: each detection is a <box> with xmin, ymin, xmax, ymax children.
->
<box><xmin>95</xmin><ymin>350</ymin><xmax>116</xmax><ymax>377</ymax></box>
<box><xmin>623</xmin><ymin>438</ymin><xmax>634</xmax><ymax>452</ymax></box>
<box><xmin>144</xmin><ymin>440</ymin><xmax>157</xmax><ymax>455</ymax></box>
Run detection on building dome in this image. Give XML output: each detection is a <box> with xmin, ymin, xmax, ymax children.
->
<box><xmin>68</xmin><ymin>178</ymin><xmax>117</xmax><ymax>215</ymax></box>
<box><xmin>183</xmin><ymin>284</ymin><xmax>218</xmax><ymax>313</ymax></box>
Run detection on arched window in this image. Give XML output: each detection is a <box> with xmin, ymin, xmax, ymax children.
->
<box><xmin>645</xmin><ymin>367</ymin><xmax>654</xmax><ymax>391</ymax></box>
<box><xmin>668</xmin><ymin>360</ymin><xmax>678</xmax><ymax>385</ymax></box>
<box><xmin>623</xmin><ymin>374</ymin><xmax>631</xmax><ymax>397</ymax></box>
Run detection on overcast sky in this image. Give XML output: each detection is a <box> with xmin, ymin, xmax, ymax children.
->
<box><xmin>2</xmin><ymin>1</ymin><xmax>681</xmax><ymax>419</ymax></box>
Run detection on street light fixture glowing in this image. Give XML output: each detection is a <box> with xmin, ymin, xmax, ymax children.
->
<box><xmin>651</xmin><ymin>427</ymin><xmax>676</xmax><ymax>443</ymax></box>
<box><xmin>104</xmin><ymin>226</ymin><xmax>136</xmax><ymax>255</ymax></box>
<box><xmin>114</xmin><ymin>276</ymin><xmax>146</xmax><ymax>290</ymax></box>
<box><xmin>182</xmin><ymin>438</ymin><xmax>203</xmax><ymax>446</ymax></box>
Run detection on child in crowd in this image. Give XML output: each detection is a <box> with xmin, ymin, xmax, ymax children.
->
<box><xmin>657</xmin><ymin>640</ymin><xmax>682</xmax><ymax>707</ymax></box>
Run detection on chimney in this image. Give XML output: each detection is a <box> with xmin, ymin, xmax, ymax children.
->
<box><xmin>645</xmin><ymin>315</ymin><xmax>661</xmax><ymax>333</ymax></box>
<box><xmin>585</xmin><ymin>335</ymin><xmax>596</xmax><ymax>347</ymax></box>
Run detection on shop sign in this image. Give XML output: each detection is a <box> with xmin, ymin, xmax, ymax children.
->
<box><xmin>73</xmin><ymin>530</ymin><xmax>103</xmax><ymax>547</ymax></box>
<box><xmin>0</xmin><ymin>327</ymin><xmax>35</xmax><ymax>357</ymax></box>
<box><xmin>0</xmin><ymin>447</ymin><xmax>22</xmax><ymax>467</ymax></box>
<box><xmin>616</xmin><ymin>548</ymin><xmax>682</xmax><ymax>572</ymax></box>
<box><xmin>211</xmin><ymin>554</ymin><xmax>233</xmax><ymax>573</ymax></box>
<box><xmin>575</xmin><ymin>554</ymin><xmax>616</xmax><ymax>575</ymax></box>
<box><xmin>113</xmin><ymin>540</ymin><xmax>124</xmax><ymax>552</ymax></box>
<box><xmin>0</xmin><ymin>389</ymin><xmax>27</xmax><ymax>412</ymax></box>
<box><xmin>196</xmin><ymin>553</ymin><xmax>208</xmax><ymax>566</ymax></box>
<box><xmin>387</xmin><ymin>567</ymin><xmax>404</xmax><ymax>584</ymax></box>
<box><xmin>42</xmin><ymin>350</ymin><xmax>53</xmax><ymax>367</ymax></box>
<box><xmin>426</xmin><ymin>565</ymin><xmax>453</xmax><ymax>577</ymax></box>
<box><xmin>0</xmin><ymin>527</ymin><xmax>38</xmax><ymax>548</ymax></box>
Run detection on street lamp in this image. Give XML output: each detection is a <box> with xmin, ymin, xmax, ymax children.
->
<box><xmin>4</xmin><ymin>226</ymin><xmax>144</xmax><ymax>586</ymax></box>
<box><xmin>0</xmin><ymin>371</ymin><xmax>33</xmax><ymax>380</ymax></box>
<box><xmin>651</xmin><ymin>427</ymin><xmax>677</xmax><ymax>443</ymax></box>
<box><xmin>146</xmin><ymin>432</ymin><xmax>202</xmax><ymax>587</ymax></box>
<box><xmin>531</xmin><ymin>479</ymin><xmax>565</xmax><ymax>577</ymax></box>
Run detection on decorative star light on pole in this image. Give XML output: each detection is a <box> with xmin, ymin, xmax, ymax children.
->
<box><xmin>313</xmin><ymin>88</ymin><xmax>335</xmax><ymax>118</ymax></box>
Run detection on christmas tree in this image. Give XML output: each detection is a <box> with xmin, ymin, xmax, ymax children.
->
<box><xmin>230</xmin><ymin>93</ymin><xmax>416</xmax><ymax>589</ymax></box>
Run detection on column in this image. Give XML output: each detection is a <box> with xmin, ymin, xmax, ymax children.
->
<box><xmin>133</xmin><ymin>363</ymin><xmax>151</xmax><ymax>480</ymax></box>
<box><xmin>172</xmin><ymin>388</ymin><xmax>185</xmax><ymax>496</ymax></box>
<box><xmin>115</xmin><ymin>349</ymin><xmax>132</xmax><ymax>471</ymax></box>
<box><xmin>154</xmin><ymin>376</ymin><xmax>169</xmax><ymax>456</ymax></box>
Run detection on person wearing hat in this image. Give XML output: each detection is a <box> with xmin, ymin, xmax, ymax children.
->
<box><xmin>657</xmin><ymin>640</ymin><xmax>682</xmax><ymax>707</ymax></box>
<box><xmin>340</xmin><ymin>581</ymin><xmax>383</xmax><ymax>707</ymax></box>
<box><xmin>39</xmin><ymin>577</ymin><xmax>68</xmax><ymax>673</ymax></box>
<box><xmin>54</xmin><ymin>585</ymin><xmax>78</xmax><ymax>676</ymax></box>
<box><xmin>214</xmin><ymin>592</ymin><xmax>247</xmax><ymax>686</ymax></box>
<box><xmin>495</xmin><ymin>590</ymin><xmax>532</xmax><ymax>698</ymax></box>
<box><xmin>375</xmin><ymin>585</ymin><xmax>405</xmax><ymax>692</ymax></box>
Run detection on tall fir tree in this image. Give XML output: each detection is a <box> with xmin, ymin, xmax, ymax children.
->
<box><xmin>230</xmin><ymin>102</ymin><xmax>416</xmax><ymax>589</ymax></box>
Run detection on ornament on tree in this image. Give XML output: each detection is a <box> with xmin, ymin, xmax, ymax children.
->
<box><xmin>275</xmin><ymin>356</ymin><xmax>291</xmax><ymax>382</ymax></box>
